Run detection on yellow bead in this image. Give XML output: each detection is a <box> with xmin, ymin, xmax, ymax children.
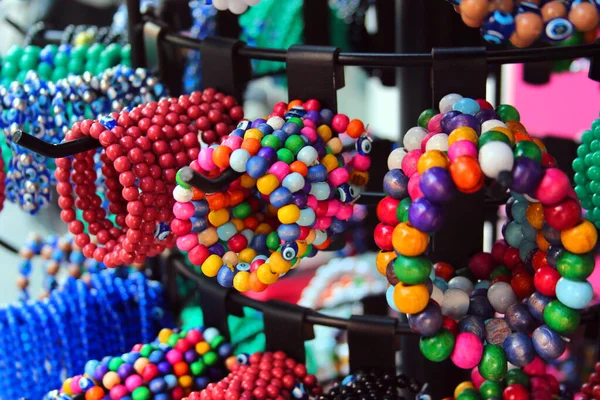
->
<box><xmin>297</xmin><ymin>241</ymin><xmax>308</xmax><ymax>257</ymax></box>
<box><xmin>317</xmin><ymin>124</ymin><xmax>333</xmax><ymax>142</ymax></box>
<box><xmin>179</xmin><ymin>375</ymin><xmax>193</xmax><ymax>389</ymax></box>
<box><xmin>201</xmin><ymin>254</ymin><xmax>223</xmax><ymax>277</ymax></box>
<box><xmin>231</xmin><ymin>218</ymin><xmax>244</xmax><ymax>232</ymax></box>
<box><xmin>257</xmin><ymin>174</ymin><xmax>279</xmax><ymax>195</ymax></box>
<box><xmin>239</xmin><ymin>248</ymin><xmax>257</xmax><ymax>263</ymax></box>
<box><xmin>256</xmin><ymin>223</ymin><xmax>272</xmax><ymax>235</ymax></box>
<box><xmin>102</xmin><ymin>371</ymin><xmax>120</xmax><ymax>389</ymax></box>
<box><xmin>257</xmin><ymin>263</ymin><xmax>279</xmax><ymax>284</ymax></box>
<box><xmin>269</xmin><ymin>252</ymin><xmax>292</xmax><ymax>274</ymax></box>
<box><xmin>134</xmin><ymin>358</ymin><xmax>149</xmax><ymax>374</ymax></box>
<box><xmin>233</xmin><ymin>271</ymin><xmax>251</xmax><ymax>292</ymax></box>
<box><xmin>158</xmin><ymin>328</ymin><xmax>173</xmax><ymax>344</ymax></box>
<box><xmin>208</xmin><ymin>209</ymin><xmax>230</xmax><ymax>227</ymax></box>
<box><xmin>244</xmin><ymin>128</ymin><xmax>264</xmax><ymax>141</ymax></box>
<box><xmin>321</xmin><ymin>154</ymin><xmax>338</xmax><ymax>172</ymax></box>
<box><xmin>327</xmin><ymin>137</ymin><xmax>343</xmax><ymax>154</ymax></box>
<box><xmin>454</xmin><ymin>381</ymin><xmax>475</xmax><ymax>398</ymax></box>
<box><xmin>490</xmin><ymin>127</ymin><xmax>515</xmax><ymax>146</ymax></box>
<box><xmin>240</xmin><ymin>174</ymin><xmax>256</xmax><ymax>189</ymax></box>
<box><xmin>305</xmin><ymin>229</ymin><xmax>316</xmax><ymax>244</ymax></box>
<box><xmin>417</xmin><ymin>150</ymin><xmax>450</xmax><ymax>174</ymax></box>
<box><xmin>561</xmin><ymin>219</ymin><xmax>598</xmax><ymax>254</ymax></box>
<box><xmin>393</xmin><ymin>282</ymin><xmax>429</xmax><ymax>314</ymax></box>
<box><xmin>197</xmin><ymin>227</ymin><xmax>218</xmax><ymax>247</ymax></box>
<box><xmin>196</xmin><ymin>341</ymin><xmax>210</xmax><ymax>355</ymax></box>
<box><xmin>392</xmin><ymin>222</ymin><xmax>429</xmax><ymax>257</ymax></box>
<box><xmin>448</xmin><ymin>127</ymin><xmax>478</xmax><ymax>146</ymax></box>
<box><xmin>62</xmin><ymin>378</ymin><xmax>74</xmax><ymax>395</ymax></box>
<box><xmin>526</xmin><ymin>203</ymin><xmax>544</xmax><ymax>230</ymax></box>
<box><xmin>278</xmin><ymin>204</ymin><xmax>301</xmax><ymax>224</ymax></box>
<box><xmin>376</xmin><ymin>251</ymin><xmax>396</xmax><ymax>276</ymax></box>
<box><xmin>222</xmin><ymin>251</ymin><xmax>238</xmax><ymax>266</ymax></box>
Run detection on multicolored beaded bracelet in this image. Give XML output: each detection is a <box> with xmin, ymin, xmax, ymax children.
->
<box><xmin>171</xmin><ymin>99</ymin><xmax>371</xmax><ymax>292</ymax></box>
<box><xmin>183</xmin><ymin>350</ymin><xmax>322</xmax><ymax>399</ymax></box>
<box><xmin>448</xmin><ymin>0</ymin><xmax>599</xmax><ymax>47</ymax></box>
<box><xmin>573</xmin><ymin>116</ymin><xmax>600</xmax><ymax>230</ymax></box>
<box><xmin>56</xmin><ymin>89</ymin><xmax>243</xmax><ymax>267</ymax></box>
<box><xmin>375</xmin><ymin>93</ymin><xmax>597</xmax><ymax>399</ymax></box>
<box><xmin>48</xmin><ymin>326</ymin><xmax>231</xmax><ymax>400</ymax></box>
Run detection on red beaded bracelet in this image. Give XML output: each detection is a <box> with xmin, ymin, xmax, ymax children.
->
<box><xmin>55</xmin><ymin>89</ymin><xmax>244</xmax><ymax>267</ymax></box>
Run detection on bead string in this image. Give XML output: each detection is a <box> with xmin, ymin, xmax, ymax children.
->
<box><xmin>172</xmin><ymin>99</ymin><xmax>371</xmax><ymax>292</ymax></box>
<box><xmin>573</xmin><ymin>117</ymin><xmax>600</xmax><ymax>229</ymax></box>
<box><xmin>375</xmin><ymin>93</ymin><xmax>597</xmax><ymax>399</ymax></box>
<box><xmin>318</xmin><ymin>371</ymin><xmax>426</xmax><ymax>399</ymax></box>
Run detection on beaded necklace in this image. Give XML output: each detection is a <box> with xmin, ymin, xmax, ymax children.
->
<box><xmin>172</xmin><ymin>99</ymin><xmax>372</xmax><ymax>293</ymax></box>
<box><xmin>374</xmin><ymin>93</ymin><xmax>597</xmax><ymax>399</ymax></box>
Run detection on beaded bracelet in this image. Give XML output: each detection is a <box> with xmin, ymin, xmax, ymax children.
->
<box><xmin>374</xmin><ymin>93</ymin><xmax>597</xmax><ymax>399</ymax></box>
<box><xmin>448</xmin><ymin>0</ymin><xmax>599</xmax><ymax>47</ymax></box>
<box><xmin>56</xmin><ymin>89</ymin><xmax>243</xmax><ymax>267</ymax></box>
<box><xmin>183</xmin><ymin>350</ymin><xmax>322</xmax><ymax>399</ymax></box>
<box><xmin>318</xmin><ymin>371</ymin><xmax>427</xmax><ymax>400</ymax></box>
<box><xmin>172</xmin><ymin>99</ymin><xmax>371</xmax><ymax>292</ymax></box>
<box><xmin>576</xmin><ymin>362</ymin><xmax>600</xmax><ymax>399</ymax></box>
<box><xmin>573</xmin><ymin>116</ymin><xmax>600</xmax><ymax>230</ymax></box>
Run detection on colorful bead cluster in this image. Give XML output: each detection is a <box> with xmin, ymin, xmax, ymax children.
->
<box><xmin>48</xmin><ymin>326</ymin><xmax>231</xmax><ymax>400</ymax></box>
<box><xmin>183</xmin><ymin>1</ymin><xmax>217</xmax><ymax>93</ymax></box>
<box><xmin>317</xmin><ymin>371</ymin><xmax>426</xmax><ymax>400</ymax></box>
<box><xmin>183</xmin><ymin>351</ymin><xmax>322</xmax><ymax>399</ymax></box>
<box><xmin>5</xmin><ymin>269</ymin><xmax>168</xmax><ymax>400</ymax></box>
<box><xmin>375</xmin><ymin>93</ymin><xmax>597</xmax><ymax>398</ymax></box>
<box><xmin>56</xmin><ymin>89</ymin><xmax>242</xmax><ymax>267</ymax></box>
<box><xmin>172</xmin><ymin>99</ymin><xmax>371</xmax><ymax>292</ymax></box>
<box><xmin>573</xmin><ymin>116</ymin><xmax>600</xmax><ymax>230</ymax></box>
<box><xmin>448</xmin><ymin>0</ymin><xmax>599</xmax><ymax>47</ymax></box>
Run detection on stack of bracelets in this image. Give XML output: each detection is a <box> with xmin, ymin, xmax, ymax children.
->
<box><xmin>48</xmin><ymin>326</ymin><xmax>232</xmax><ymax>400</ymax></box>
<box><xmin>183</xmin><ymin>351</ymin><xmax>322</xmax><ymax>399</ymax></box>
<box><xmin>572</xmin><ymin>116</ymin><xmax>600</xmax><ymax>230</ymax></box>
<box><xmin>3</xmin><ymin>269</ymin><xmax>170</xmax><ymax>400</ymax></box>
<box><xmin>171</xmin><ymin>99</ymin><xmax>372</xmax><ymax>292</ymax></box>
<box><xmin>446</xmin><ymin>0</ymin><xmax>599</xmax><ymax>47</ymax></box>
<box><xmin>374</xmin><ymin>93</ymin><xmax>597</xmax><ymax>399</ymax></box>
<box><xmin>1</xmin><ymin>64</ymin><xmax>165</xmax><ymax>214</ymax></box>
<box><xmin>56</xmin><ymin>88</ymin><xmax>244</xmax><ymax>266</ymax></box>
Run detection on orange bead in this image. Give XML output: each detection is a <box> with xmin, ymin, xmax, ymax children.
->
<box><xmin>346</xmin><ymin>119</ymin><xmax>365</xmax><ymax>139</ymax></box>
<box><xmin>85</xmin><ymin>387</ymin><xmax>106</xmax><ymax>400</ymax></box>
<box><xmin>448</xmin><ymin>127</ymin><xmax>479</xmax><ymax>146</ymax></box>
<box><xmin>249</xmin><ymin>271</ymin><xmax>268</xmax><ymax>292</ymax></box>
<box><xmin>514</xmin><ymin>132</ymin><xmax>532</xmax><ymax>143</ymax></box>
<box><xmin>506</xmin><ymin>120</ymin><xmax>527</xmax><ymax>134</ymax></box>
<box><xmin>290</xmin><ymin>161</ymin><xmax>308</xmax><ymax>176</ymax></box>
<box><xmin>376</xmin><ymin>251</ymin><xmax>396</xmax><ymax>276</ymax></box>
<box><xmin>173</xmin><ymin>361</ymin><xmax>189</xmax><ymax>376</ymax></box>
<box><xmin>314</xmin><ymin>237</ymin><xmax>332</xmax><ymax>250</ymax></box>
<box><xmin>393</xmin><ymin>282</ymin><xmax>429</xmax><ymax>314</ymax></box>
<box><xmin>526</xmin><ymin>203</ymin><xmax>544</xmax><ymax>230</ymax></box>
<box><xmin>228</xmin><ymin>189</ymin><xmax>246</xmax><ymax>206</ymax></box>
<box><xmin>212</xmin><ymin>146</ymin><xmax>232</xmax><ymax>169</ymax></box>
<box><xmin>241</xmin><ymin>138</ymin><xmax>261</xmax><ymax>155</ymax></box>
<box><xmin>206</xmin><ymin>192</ymin><xmax>230</xmax><ymax>210</ymax></box>
<box><xmin>288</xmin><ymin>100</ymin><xmax>303</xmax><ymax>110</ymax></box>
<box><xmin>392</xmin><ymin>222</ymin><xmax>429</xmax><ymax>257</ymax></box>
<box><xmin>192</xmin><ymin>187</ymin><xmax>205</xmax><ymax>201</ymax></box>
<box><xmin>240</xmin><ymin>174</ymin><xmax>257</xmax><ymax>189</ymax></box>
<box><xmin>532</xmin><ymin>138</ymin><xmax>547</xmax><ymax>152</ymax></box>
<box><xmin>561</xmin><ymin>219</ymin><xmax>598</xmax><ymax>254</ymax></box>
<box><xmin>536</xmin><ymin>231</ymin><xmax>550</xmax><ymax>252</ymax></box>
<box><xmin>417</xmin><ymin>150</ymin><xmax>450</xmax><ymax>174</ymax></box>
<box><xmin>449</xmin><ymin>156</ymin><xmax>483</xmax><ymax>193</ymax></box>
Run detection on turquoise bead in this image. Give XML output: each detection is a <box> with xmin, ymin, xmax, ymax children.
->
<box><xmin>511</xmin><ymin>200</ymin><xmax>528</xmax><ymax>223</ymax></box>
<box><xmin>453</xmin><ymin>98</ymin><xmax>480</xmax><ymax>115</ymax></box>
<box><xmin>297</xmin><ymin>208</ymin><xmax>316</xmax><ymax>226</ymax></box>
<box><xmin>282</xmin><ymin>172</ymin><xmax>305</xmax><ymax>193</ymax></box>
<box><xmin>521</xmin><ymin>221</ymin><xmax>536</xmax><ymax>242</ymax></box>
<box><xmin>216</xmin><ymin>222</ymin><xmax>237</xmax><ymax>241</ymax></box>
<box><xmin>505</xmin><ymin>222</ymin><xmax>524</xmax><ymax>247</ymax></box>
<box><xmin>555</xmin><ymin>278</ymin><xmax>593</xmax><ymax>310</ymax></box>
<box><xmin>309</xmin><ymin>182</ymin><xmax>330</xmax><ymax>200</ymax></box>
<box><xmin>386</xmin><ymin>286</ymin><xmax>400</xmax><ymax>312</ymax></box>
<box><xmin>519</xmin><ymin>241</ymin><xmax>537</xmax><ymax>261</ymax></box>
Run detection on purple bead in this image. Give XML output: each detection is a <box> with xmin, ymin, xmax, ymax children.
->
<box><xmin>157</xmin><ymin>360</ymin><xmax>172</xmax><ymax>374</ymax></box>
<box><xmin>505</xmin><ymin>303</ymin><xmax>536</xmax><ymax>334</ymax></box>
<box><xmin>440</xmin><ymin>111</ymin><xmax>462</xmax><ymax>133</ymax></box>
<box><xmin>511</xmin><ymin>157</ymin><xmax>543</xmax><ymax>194</ymax></box>
<box><xmin>458</xmin><ymin>315</ymin><xmax>486</xmax><ymax>340</ymax></box>
<box><xmin>257</xmin><ymin>147</ymin><xmax>277</xmax><ymax>165</ymax></box>
<box><xmin>542</xmin><ymin>222</ymin><xmax>562</xmax><ymax>246</ymax></box>
<box><xmin>320</xmin><ymin>109</ymin><xmax>334</xmax><ymax>125</ymax></box>
<box><xmin>209</xmin><ymin>243</ymin><xmax>225</xmax><ymax>257</ymax></box>
<box><xmin>307</xmin><ymin>164</ymin><xmax>328</xmax><ymax>182</ymax></box>
<box><xmin>257</xmin><ymin>123</ymin><xmax>273</xmax><ymax>135</ymax></box>
<box><xmin>302</xmin><ymin>181</ymin><xmax>312</xmax><ymax>193</ymax></box>
<box><xmin>306</xmin><ymin>110</ymin><xmax>321</xmax><ymax>124</ymax></box>
<box><xmin>184</xmin><ymin>349</ymin><xmax>198</xmax><ymax>363</ymax></box>
<box><xmin>468</xmin><ymin>295</ymin><xmax>494</xmax><ymax>320</ymax></box>
<box><xmin>528</xmin><ymin>291</ymin><xmax>552</xmax><ymax>321</ymax></box>
<box><xmin>117</xmin><ymin>363</ymin><xmax>134</xmax><ymax>378</ymax></box>
<box><xmin>408</xmin><ymin>197</ymin><xmax>445</xmax><ymax>233</ymax></box>
<box><xmin>292</xmin><ymin>192</ymin><xmax>308</xmax><ymax>208</ymax></box>
<box><xmin>251</xmin><ymin>118</ymin><xmax>266</xmax><ymax>128</ymax></box>
<box><xmin>383</xmin><ymin>169</ymin><xmax>409</xmax><ymax>199</ymax></box>
<box><xmin>471</xmin><ymin>288</ymin><xmax>488</xmax><ymax>297</ymax></box>
<box><xmin>408</xmin><ymin>302</ymin><xmax>443</xmax><ymax>336</ymax></box>
<box><xmin>419</xmin><ymin>167</ymin><xmax>456</xmax><ymax>204</ymax></box>
<box><xmin>546</xmin><ymin>246</ymin><xmax>563</xmax><ymax>268</ymax></box>
<box><xmin>94</xmin><ymin>364</ymin><xmax>108</xmax><ymax>381</ymax></box>
<box><xmin>447</xmin><ymin>114</ymin><xmax>481</xmax><ymax>135</ymax></box>
<box><xmin>273</xmin><ymin>129</ymin><xmax>287</xmax><ymax>143</ymax></box>
<box><xmin>475</xmin><ymin>109</ymin><xmax>500</xmax><ymax>125</ymax></box>
<box><xmin>330</xmin><ymin>217</ymin><xmax>345</xmax><ymax>233</ymax></box>
<box><xmin>532</xmin><ymin>325</ymin><xmax>566</xmax><ymax>361</ymax></box>
<box><xmin>314</xmin><ymin>142</ymin><xmax>327</xmax><ymax>159</ymax></box>
<box><xmin>327</xmin><ymin>183</ymin><xmax>336</xmax><ymax>200</ymax></box>
<box><xmin>195</xmin><ymin>376</ymin><xmax>211</xmax><ymax>389</ymax></box>
<box><xmin>282</xmin><ymin>122</ymin><xmax>301</xmax><ymax>136</ymax></box>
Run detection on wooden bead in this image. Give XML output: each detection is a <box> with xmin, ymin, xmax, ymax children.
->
<box><xmin>561</xmin><ymin>220</ymin><xmax>598</xmax><ymax>254</ymax></box>
<box><xmin>393</xmin><ymin>282</ymin><xmax>430</xmax><ymax>314</ymax></box>
<box><xmin>541</xmin><ymin>1</ymin><xmax>567</xmax><ymax>21</ymax></box>
<box><xmin>460</xmin><ymin>0</ymin><xmax>488</xmax><ymax>25</ymax></box>
<box><xmin>569</xmin><ymin>3</ymin><xmax>600</xmax><ymax>32</ymax></box>
<box><xmin>392</xmin><ymin>222</ymin><xmax>429</xmax><ymax>256</ymax></box>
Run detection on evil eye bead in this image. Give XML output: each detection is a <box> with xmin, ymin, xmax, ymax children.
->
<box><xmin>481</xmin><ymin>11</ymin><xmax>515</xmax><ymax>44</ymax></box>
<box><xmin>516</xmin><ymin>1</ymin><xmax>541</xmax><ymax>14</ymax></box>
<box><xmin>356</xmin><ymin>135</ymin><xmax>373</xmax><ymax>156</ymax></box>
<box><xmin>292</xmin><ymin>383</ymin><xmax>308</xmax><ymax>399</ymax></box>
<box><xmin>281</xmin><ymin>242</ymin><xmax>299</xmax><ymax>261</ymax></box>
<box><xmin>236</xmin><ymin>262</ymin><xmax>250</xmax><ymax>272</ymax></box>
<box><xmin>154</xmin><ymin>222</ymin><xmax>171</xmax><ymax>240</ymax></box>
<box><xmin>337</xmin><ymin>183</ymin><xmax>353</xmax><ymax>203</ymax></box>
<box><xmin>236</xmin><ymin>353</ymin><xmax>250</xmax><ymax>365</ymax></box>
<box><xmin>543</xmin><ymin>18</ymin><xmax>574</xmax><ymax>43</ymax></box>
<box><xmin>99</xmin><ymin>114</ymin><xmax>117</xmax><ymax>129</ymax></box>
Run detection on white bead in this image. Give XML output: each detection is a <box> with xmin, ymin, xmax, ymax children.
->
<box><xmin>229</xmin><ymin>149</ymin><xmax>250</xmax><ymax>173</ymax></box>
<box><xmin>425</xmin><ymin>133</ymin><xmax>449</xmax><ymax>152</ymax></box>
<box><xmin>448</xmin><ymin>276</ymin><xmax>474</xmax><ymax>294</ymax></box>
<box><xmin>282</xmin><ymin>172</ymin><xmax>305</xmax><ymax>193</ymax></box>
<box><xmin>479</xmin><ymin>141</ymin><xmax>514</xmax><ymax>179</ymax></box>
<box><xmin>313</xmin><ymin>229</ymin><xmax>327</xmax><ymax>245</ymax></box>
<box><xmin>228</xmin><ymin>0</ymin><xmax>248</xmax><ymax>13</ymax></box>
<box><xmin>387</xmin><ymin>148</ymin><xmax>407</xmax><ymax>170</ymax></box>
<box><xmin>481</xmin><ymin>119</ymin><xmax>508</xmax><ymax>134</ymax></box>
<box><xmin>266</xmin><ymin>116</ymin><xmax>284</xmax><ymax>130</ymax></box>
<box><xmin>431</xmin><ymin>284</ymin><xmax>444</xmax><ymax>305</ymax></box>
<box><xmin>244</xmin><ymin>0</ymin><xmax>261</xmax><ymax>4</ymax></box>
<box><xmin>297</xmin><ymin>146</ymin><xmax>318</xmax><ymax>165</ymax></box>
<box><xmin>173</xmin><ymin>186</ymin><xmax>193</xmax><ymax>202</ymax></box>
<box><xmin>403</xmin><ymin>127</ymin><xmax>428</xmax><ymax>151</ymax></box>
<box><xmin>212</xmin><ymin>0</ymin><xmax>228</xmax><ymax>10</ymax></box>
<box><xmin>240</xmin><ymin>229</ymin><xmax>255</xmax><ymax>244</ymax></box>
<box><xmin>439</xmin><ymin>93</ymin><xmax>463</xmax><ymax>114</ymax></box>
<box><xmin>441</xmin><ymin>288</ymin><xmax>470</xmax><ymax>320</ymax></box>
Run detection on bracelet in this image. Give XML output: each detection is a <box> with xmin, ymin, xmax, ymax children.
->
<box><xmin>56</xmin><ymin>89</ymin><xmax>243</xmax><ymax>267</ymax></box>
<box><xmin>172</xmin><ymin>99</ymin><xmax>371</xmax><ymax>292</ymax></box>
<box><xmin>449</xmin><ymin>0</ymin><xmax>599</xmax><ymax>48</ymax></box>
<box><xmin>319</xmin><ymin>371</ymin><xmax>426</xmax><ymax>399</ymax></box>
<box><xmin>573</xmin><ymin>116</ymin><xmax>600</xmax><ymax>230</ymax></box>
<box><xmin>375</xmin><ymin>93</ymin><xmax>597</xmax><ymax>398</ymax></box>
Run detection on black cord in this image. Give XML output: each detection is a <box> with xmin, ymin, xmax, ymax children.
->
<box><xmin>0</xmin><ymin>237</ymin><xmax>18</xmax><ymax>254</ymax></box>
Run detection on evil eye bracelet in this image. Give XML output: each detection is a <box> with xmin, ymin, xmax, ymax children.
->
<box><xmin>172</xmin><ymin>99</ymin><xmax>372</xmax><ymax>292</ymax></box>
<box><xmin>450</xmin><ymin>0</ymin><xmax>599</xmax><ymax>47</ymax></box>
<box><xmin>375</xmin><ymin>93</ymin><xmax>597</xmax><ymax>398</ymax></box>
<box><xmin>49</xmin><ymin>326</ymin><xmax>232</xmax><ymax>400</ymax></box>
<box><xmin>184</xmin><ymin>351</ymin><xmax>323</xmax><ymax>400</ymax></box>
<box><xmin>55</xmin><ymin>89</ymin><xmax>243</xmax><ymax>267</ymax></box>
<box><xmin>1</xmin><ymin>66</ymin><xmax>165</xmax><ymax>214</ymax></box>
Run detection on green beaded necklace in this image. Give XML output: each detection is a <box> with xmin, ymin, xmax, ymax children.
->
<box><xmin>573</xmin><ymin>117</ymin><xmax>600</xmax><ymax>228</ymax></box>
